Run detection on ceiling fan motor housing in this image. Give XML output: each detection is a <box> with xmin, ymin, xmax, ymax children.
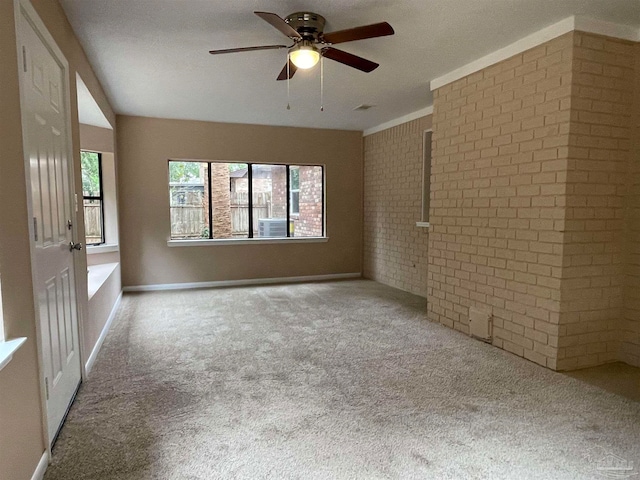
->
<box><xmin>209</xmin><ymin>11</ymin><xmax>393</xmax><ymax>80</ymax></box>
<box><xmin>285</xmin><ymin>12</ymin><xmax>326</xmax><ymax>41</ymax></box>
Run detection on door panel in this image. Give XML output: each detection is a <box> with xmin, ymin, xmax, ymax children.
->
<box><xmin>19</xmin><ymin>11</ymin><xmax>82</xmax><ymax>446</ymax></box>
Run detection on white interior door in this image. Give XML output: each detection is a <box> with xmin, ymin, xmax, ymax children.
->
<box><xmin>18</xmin><ymin>9</ymin><xmax>82</xmax><ymax>446</ymax></box>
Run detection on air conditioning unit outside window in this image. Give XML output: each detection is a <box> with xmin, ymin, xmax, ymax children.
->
<box><xmin>258</xmin><ymin>218</ymin><xmax>288</xmax><ymax>237</ymax></box>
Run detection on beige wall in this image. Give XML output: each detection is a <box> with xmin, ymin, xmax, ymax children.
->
<box><xmin>0</xmin><ymin>1</ymin><xmax>116</xmax><ymax>479</ymax></box>
<box><xmin>80</xmin><ymin>123</ymin><xmax>114</xmax><ymax>154</ymax></box>
<box><xmin>363</xmin><ymin>116</ymin><xmax>432</xmax><ymax>297</ymax></box>
<box><xmin>116</xmin><ymin>115</ymin><xmax>363</xmax><ymax>287</ymax></box>
<box><xmin>429</xmin><ymin>31</ymin><xmax>640</xmax><ymax>370</ymax></box>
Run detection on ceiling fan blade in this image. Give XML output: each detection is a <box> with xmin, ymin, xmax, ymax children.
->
<box><xmin>276</xmin><ymin>59</ymin><xmax>298</xmax><ymax>81</ymax></box>
<box><xmin>209</xmin><ymin>45</ymin><xmax>288</xmax><ymax>55</ymax></box>
<box><xmin>322</xmin><ymin>22</ymin><xmax>394</xmax><ymax>45</ymax></box>
<box><xmin>255</xmin><ymin>11</ymin><xmax>302</xmax><ymax>39</ymax></box>
<box><xmin>322</xmin><ymin>47</ymin><xmax>379</xmax><ymax>73</ymax></box>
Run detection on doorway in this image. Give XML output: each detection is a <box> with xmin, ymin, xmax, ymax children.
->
<box><xmin>16</xmin><ymin>0</ymin><xmax>83</xmax><ymax>447</ymax></box>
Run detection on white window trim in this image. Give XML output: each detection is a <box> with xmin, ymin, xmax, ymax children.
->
<box><xmin>0</xmin><ymin>278</ymin><xmax>26</xmax><ymax>372</ymax></box>
<box><xmin>168</xmin><ymin>237</ymin><xmax>328</xmax><ymax>247</ymax></box>
<box><xmin>0</xmin><ymin>337</ymin><xmax>27</xmax><ymax>372</ymax></box>
<box><xmin>86</xmin><ymin>243</ymin><xmax>119</xmax><ymax>254</ymax></box>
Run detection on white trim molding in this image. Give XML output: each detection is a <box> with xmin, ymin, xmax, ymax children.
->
<box><xmin>123</xmin><ymin>272</ymin><xmax>362</xmax><ymax>293</ymax></box>
<box><xmin>363</xmin><ymin>106</ymin><xmax>434</xmax><ymax>137</ymax></box>
<box><xmin>574</xmin><ymin>16</ymin><xmax>640</xmax><ymax>43</ymax></box>
<box><xmin>431</xmin><ymin>17</ymin><xmax>576</xmax><ymax>91</ymax></box>
<box><xmin>0</xmin><ymin>337</ymin><xmax>27</xmax><ymax>372</ymax></box>
<box><xmin>85</xmin><ymin>291</ymin><xmax>122</xmax><ymax>375</ymax></box>
<box><xmin>431</xmin><ymin>15</ymin><xmax>640</xmax><ymax>91</ymax></box>
<box><xmin>167</xmin><ymin>237</ymin><xmax>328</xmax><ymax>247</ymax></box>
<box><xmin>31</xmin><ymin>451</ymin><xmax>48</xmax><ymax>480</ymax></box>
<box><xmin>86</xmin><ymin>243</ymin><xmax>119</xmax><ymax>254</ymax></box>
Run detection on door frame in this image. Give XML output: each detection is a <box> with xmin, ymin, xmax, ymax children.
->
<box><xmin>14</xmin><ymin>0</ymin><xmax>88</xmax><ymax>456</ymax></box>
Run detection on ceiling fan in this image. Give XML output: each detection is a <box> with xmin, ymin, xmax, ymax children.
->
<box><xmin>209</xmin><ymin>11</ymin><xmax>394</xmax><ymax>81</ymax></box>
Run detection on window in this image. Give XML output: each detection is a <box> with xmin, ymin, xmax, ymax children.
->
<box><xmin>420</xmin><ymin>131</ymin><xmax>432</xmax><ymax>225</ymax></box>
<box><xmin>81</xmin><ymin>151</ymin><xmax>104</xmax><ymax>245</ymax></box>
<box><xmin>168</xmin><ymin>161</ymin><xmax>324</xmax><ymax>240</ymax></box>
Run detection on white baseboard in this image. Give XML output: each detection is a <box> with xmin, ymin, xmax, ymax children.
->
<box><xmin>123</xmin><ymin>272</ymin><xmax>362</xmax><ymax>293</ymax></box>
<box><xmin>31</xmin><ymin>452</ymin><xmax>48</xmax><ymax>480</ymax></box>
<box><xmin>85</xmin><ymin>291</ymin><xmax>123</xmax><ymax>375</ymax></box>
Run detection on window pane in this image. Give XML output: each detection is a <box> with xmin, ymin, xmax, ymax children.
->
<box><xmin>83</xmin><ymin>198</ymin><xmax>103</xmax><ymax>244</ymax></box>
<box><xmin>291</xmin><ymin>165</ymin><xmax>323</xmax><ymax>237</ymax></box>
<box><xmin>213</xmin><ymin>163</ymin><xmax>247</xmax><ymax>239</ymax></box>
<box><xmin>81</xmin><ymin>151</ymin><xmax>101</xmax><ymax>197</ymax></box>
<box><xmin>253</xmin><ymin>164</ymin><xmax>288</xmax><ymax>238</ymax></box>
<box><xmin>169</xmin><ymin>161</ymin><xmax>209</xmax><ymax>239</ymax></box>
<box><xmin>289</xmin><ymin>166</ymin><xmax>300</xmax><ymax>215</ymax></box>
<box><xmin>81</xmin><ymin>150</ymin><xmax>104</xmax><ymax>244</ymax></box>
<box><xmin>228</xmin><ymin>164</ymin><xmax>249</xmax><ymax>238</ymax></box>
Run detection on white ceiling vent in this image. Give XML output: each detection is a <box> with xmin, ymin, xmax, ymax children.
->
<box><xmin>353</xmin><ymin>104</ymin><xmax>376</xmax><ymax>111</ymax></box>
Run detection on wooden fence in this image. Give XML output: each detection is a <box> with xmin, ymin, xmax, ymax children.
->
<box><xmin>84</xmin><ymin>203</ymin><xmax>102</xmax><ymax>244</ymax></box>
<box><xmin>170</xmin><ymin>205</ymin><xmax>206</xmax><ymax>238</ymax></box>
<box><xmin>230</xmin><ymin>192</ymin><xmax>270</xmax><ymax>236</ymax></box>
<box><xmin>170</xmin><ymin>192</ymin><xmax>272</xmax><ymax>238</ymax></box>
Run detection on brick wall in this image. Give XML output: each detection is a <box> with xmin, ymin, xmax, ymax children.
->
<box><xmin>363</xmin><ymin>116</ymin><xmax>432</xmax><ymax>297</ymax></box>
<box><xmin>622</xmin><ymin>44</ymin><xmax>640</xmax><ymax>367</ymax></box>
<box><xmin>557</xmin><ymin>32</ymin><xmax>634</xmax><ymax>369</ymax></box>
<box><xmin>428</xmin><ymin>31</ymin><xmax>640</xmax><ymax>370</ymax></box>
<box><xmin>271</xmin><ymin>166</ymin><xmax>287</xmax><ymax>218</ymax></box>
<box><xmin>428</xmin><ymin>34</ymin><xmax>575</xmax><ymax>369</ymax></box>
<box><xmin>294</xmin><ymin>166</ymin><xmax>323</xmax><ymax>237</ymax></box>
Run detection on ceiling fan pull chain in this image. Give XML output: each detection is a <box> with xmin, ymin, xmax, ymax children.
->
<box><xmin>320</xmin><ymin>55</ymin><xmax>324</xmax><ymax>112</ymax></box>
<box><xmin>286</xmin><ymin>55</ymin><xmax>291</xmax><ymax>110</ymax></box>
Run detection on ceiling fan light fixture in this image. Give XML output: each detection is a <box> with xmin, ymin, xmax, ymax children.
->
<box><xmin>289</xmin><ymin>42</ymin><xmax>320</xmax><ymax>69</ymax></box>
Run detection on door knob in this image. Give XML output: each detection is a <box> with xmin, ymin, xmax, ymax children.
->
<box><xmin>69</xmin><ymin>242</ymin><xmax>83</xmax><ymax>252</ymax></box>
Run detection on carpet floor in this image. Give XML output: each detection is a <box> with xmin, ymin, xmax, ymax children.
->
<box><xmin>45</xmin><ymin>280</ymin><xmax>640</xmax><ymax>479</ymax></box>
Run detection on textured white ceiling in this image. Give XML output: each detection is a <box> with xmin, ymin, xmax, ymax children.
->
<box><xmin>60</xmin><ymin>0</ymin><xmax>640</xmax><ymax>132</ymax></box>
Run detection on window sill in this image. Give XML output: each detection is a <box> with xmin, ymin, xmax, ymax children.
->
<box><xmin>86</xmin><ymin>244</ymin><xmax>119</xmax><ymax>254</ymax></box>
<box><xmin>0</xmin><ymin>337</ymin><xmax>27</xmax><ymax>372</ymax></box>
<box><xmin>168</xmin><ymin>237</ymin><xmax>328</xmax><ymax>247</ymax></box>
<box><xmin>416</xmin><ymin>222</ymin><xmax>430</xmax><ymax>228</ymax></box>
<box><xmin>88</xmin><ymin>263</ymin><xmax>119</xmax><ymax>300</ymax></box>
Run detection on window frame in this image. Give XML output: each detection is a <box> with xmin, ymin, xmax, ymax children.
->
<box><xmin>167</xmin><ymin>160</ymin><xmax>326</xmax><ymax>241</ymax></box>
<box><xmin>418</xmin><ymin>130</ymin><xmax>432</xmax><ymax>228</ymax></box>
<box><xmin>81</xmin><ymin>150</ymin><xmax>105</xmax><ymax>245</ymax></box>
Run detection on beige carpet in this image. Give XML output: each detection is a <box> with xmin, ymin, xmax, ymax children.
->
<box><xmin>45</xmin><ymin>280</ymin><xmax>640</xmax><ymax>479</ymax></box>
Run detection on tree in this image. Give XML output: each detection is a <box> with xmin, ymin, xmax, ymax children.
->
<box><xmin>81</xmin><ymin>151</ymin><xmax>101</xmax><ymax>196</ymax></box>
<box><xmin>169</xmin><ymin>161</ymin><xmax>202</xmax><ymax>183</ymax></box>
